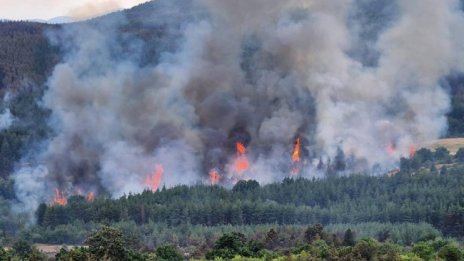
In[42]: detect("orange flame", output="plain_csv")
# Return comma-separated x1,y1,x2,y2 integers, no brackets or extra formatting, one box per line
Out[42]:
74,188,95,202
237,143,246,154
409,145,416,158
234,142,250,174
209,169,221,185
291,138,301,176
145,164,164,191
386,142,396,156
86,192,95,202
292,138,301,163
53,188,67,206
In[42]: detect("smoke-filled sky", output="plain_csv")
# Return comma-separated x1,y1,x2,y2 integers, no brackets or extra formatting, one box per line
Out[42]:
0,0,148,21
8,0,464,219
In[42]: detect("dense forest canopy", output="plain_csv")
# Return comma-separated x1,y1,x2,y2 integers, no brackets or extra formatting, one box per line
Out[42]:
1,0,464,260
31,147,464,237
1,147,464,239
0,1,464,208
1,148,464,259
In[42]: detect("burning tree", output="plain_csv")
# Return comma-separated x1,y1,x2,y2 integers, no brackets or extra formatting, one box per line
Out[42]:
234,142,250,174
145,164,164,192
52,188,67,206
291,137,301,176
209,169,221,185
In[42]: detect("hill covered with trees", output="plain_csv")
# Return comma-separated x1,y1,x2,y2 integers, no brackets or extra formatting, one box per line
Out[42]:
32,147,464,238
3,224,464,260
0,21,60,92
1,1,464,259
2,0,464,184
0,147,463,257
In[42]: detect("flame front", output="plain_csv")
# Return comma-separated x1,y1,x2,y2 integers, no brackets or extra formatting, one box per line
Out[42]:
386,142,396,156
292,138,301,163
145,164,164,191
209,169,221,185
291,138,301,176
234,142,250,174
86,192,95,202
409,145,416,158
236,143,246,155
53,188,67,206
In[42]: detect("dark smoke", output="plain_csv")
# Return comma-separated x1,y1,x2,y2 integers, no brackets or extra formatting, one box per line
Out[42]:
12,0,464,218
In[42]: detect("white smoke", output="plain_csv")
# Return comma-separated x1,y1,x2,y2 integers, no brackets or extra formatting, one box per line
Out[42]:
13,166,49,217
0,108,14,131
12,0,464,215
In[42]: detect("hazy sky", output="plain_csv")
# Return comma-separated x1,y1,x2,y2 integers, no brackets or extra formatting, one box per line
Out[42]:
0,0,149,21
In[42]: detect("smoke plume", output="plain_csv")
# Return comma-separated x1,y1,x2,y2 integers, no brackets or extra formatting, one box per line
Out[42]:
67,0,149,20
12,0,464,216
0,109,14,131
0,94,14,131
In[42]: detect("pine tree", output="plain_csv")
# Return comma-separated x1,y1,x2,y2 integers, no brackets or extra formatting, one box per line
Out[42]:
343,229,355,246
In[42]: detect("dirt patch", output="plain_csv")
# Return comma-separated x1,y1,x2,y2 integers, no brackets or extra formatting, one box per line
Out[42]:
425,138,464,155
34,244,83,258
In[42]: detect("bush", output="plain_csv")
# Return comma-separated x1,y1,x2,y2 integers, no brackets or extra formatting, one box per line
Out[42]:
343,228,355,246
438,244,463,261
155,245,183,261
28,247,47,260
309,239,331,259
206,232,248,260
304,224,324,243
352,239,379,260
0,247,10,260
412,242,434,261
85,226,127,261
12,239,32,258
55,247,90,261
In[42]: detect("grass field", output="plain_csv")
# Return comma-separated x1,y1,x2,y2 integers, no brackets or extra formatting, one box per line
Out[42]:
425,138,464,155
33,244,82,258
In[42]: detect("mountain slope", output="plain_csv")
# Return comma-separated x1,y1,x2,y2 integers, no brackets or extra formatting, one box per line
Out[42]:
0,21,60,93
1,0,464,182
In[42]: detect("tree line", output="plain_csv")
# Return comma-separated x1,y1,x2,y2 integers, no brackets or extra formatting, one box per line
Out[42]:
2,224,463,260
33,147,464,239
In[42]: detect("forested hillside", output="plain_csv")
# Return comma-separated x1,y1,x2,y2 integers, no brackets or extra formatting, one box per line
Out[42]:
0,0,204,180
2,224,463,260
1,0,464,184
0,0,198,93
0,21,60,92
1,147,462,242
1,147,464,259
1,1,464,259
33,147,464,238
447,75,464,137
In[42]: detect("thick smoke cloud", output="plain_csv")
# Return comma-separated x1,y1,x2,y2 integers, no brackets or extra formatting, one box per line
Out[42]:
12,0,464,216
0,93,15,131
0,109,14,131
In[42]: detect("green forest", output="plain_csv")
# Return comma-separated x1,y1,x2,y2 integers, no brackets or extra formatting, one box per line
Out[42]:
1,221,463,260
31,147,464,237
2,2,464,259
1,146,464,260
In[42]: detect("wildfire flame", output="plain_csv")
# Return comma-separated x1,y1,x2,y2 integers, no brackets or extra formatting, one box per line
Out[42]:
234,142,250,174
237,143,246,155
209,169,221,185
291,138,301,176
409,145,416,158
386,142,396,156
292,138,301,163
74,188,95,202
145,164,164,191
53,188,67,206
387,142,416,159
86,192,95,202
